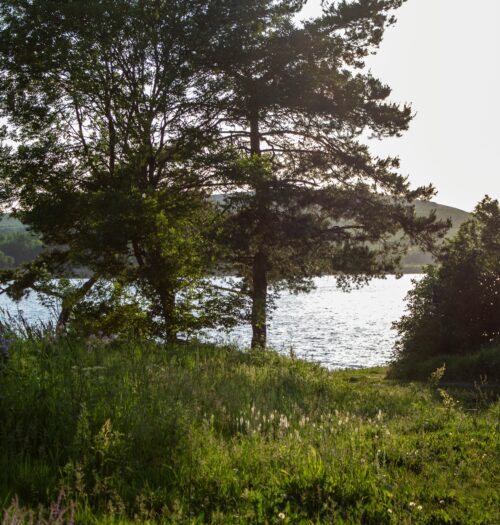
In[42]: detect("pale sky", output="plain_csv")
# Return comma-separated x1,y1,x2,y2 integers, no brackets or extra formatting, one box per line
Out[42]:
301,0,500,212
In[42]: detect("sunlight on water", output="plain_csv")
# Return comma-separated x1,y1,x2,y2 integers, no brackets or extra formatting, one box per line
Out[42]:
0,275,421,369
206,275,421,369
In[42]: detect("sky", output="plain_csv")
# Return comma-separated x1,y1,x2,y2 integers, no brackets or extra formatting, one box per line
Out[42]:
301,0,500,212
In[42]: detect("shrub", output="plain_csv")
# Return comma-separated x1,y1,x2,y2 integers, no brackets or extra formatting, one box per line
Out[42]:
389,344,500,383
393,196,500,367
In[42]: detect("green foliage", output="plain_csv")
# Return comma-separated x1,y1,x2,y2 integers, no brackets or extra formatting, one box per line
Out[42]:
389,345,500,384
0,0,451,347
61,277,249,340
57,279,154,339
428,364,447,389
401,202,470,270
0,336,499,524
393,197,500,370
198,0,450,346
0,200,469,273
0,0,240,339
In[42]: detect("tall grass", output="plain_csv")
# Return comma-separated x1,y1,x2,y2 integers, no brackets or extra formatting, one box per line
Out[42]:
0,334,499,524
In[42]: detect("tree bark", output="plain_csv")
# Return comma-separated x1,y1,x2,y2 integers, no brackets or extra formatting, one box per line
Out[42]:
56,275,98,334
249,109,268,348
251,249,267,348
158,285,179,343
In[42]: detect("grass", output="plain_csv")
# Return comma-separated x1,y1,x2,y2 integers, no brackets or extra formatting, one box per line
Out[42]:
388,345,500,384
0,336,499,524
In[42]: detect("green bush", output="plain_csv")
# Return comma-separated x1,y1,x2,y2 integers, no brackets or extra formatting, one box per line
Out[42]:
393,197,500,371
389,345,500,383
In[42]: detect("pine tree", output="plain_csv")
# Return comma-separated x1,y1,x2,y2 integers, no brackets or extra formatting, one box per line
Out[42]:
200,0,449,347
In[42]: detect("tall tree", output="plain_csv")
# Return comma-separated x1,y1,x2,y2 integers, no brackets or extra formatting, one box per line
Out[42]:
0,0,236,338
200,0,449,347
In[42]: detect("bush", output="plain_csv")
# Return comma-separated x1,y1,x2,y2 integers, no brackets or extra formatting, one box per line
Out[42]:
389,345,500,383
393,196,500,367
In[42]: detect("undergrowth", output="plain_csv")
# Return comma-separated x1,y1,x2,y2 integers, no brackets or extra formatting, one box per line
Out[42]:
0,335,499,524
388,344,500,383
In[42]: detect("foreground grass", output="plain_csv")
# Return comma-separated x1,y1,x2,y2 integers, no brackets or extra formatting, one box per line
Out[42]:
0,337,499,524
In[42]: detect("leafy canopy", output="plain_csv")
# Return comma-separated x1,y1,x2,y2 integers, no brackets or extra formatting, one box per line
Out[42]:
0,0,242,338
0,0,450,344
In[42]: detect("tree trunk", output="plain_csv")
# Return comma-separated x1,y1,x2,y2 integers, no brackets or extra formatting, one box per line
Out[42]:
249,109,269,348
56,275,98,334
137,242,180,344
158,286,179,343
251,249,267,348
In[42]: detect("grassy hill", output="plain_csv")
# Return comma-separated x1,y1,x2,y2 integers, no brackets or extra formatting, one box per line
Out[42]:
0,215,26,232
0,215,42,268
402,201,470,271
414,201,470,235
212,199,471,272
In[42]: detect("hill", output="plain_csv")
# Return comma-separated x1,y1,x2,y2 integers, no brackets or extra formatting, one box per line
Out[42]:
403,201,470,271
210,198,471,272
0,215,42,268
414,201,470,234
0,215,26,232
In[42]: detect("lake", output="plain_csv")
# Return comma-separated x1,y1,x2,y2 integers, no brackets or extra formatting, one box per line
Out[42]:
0,275,421,369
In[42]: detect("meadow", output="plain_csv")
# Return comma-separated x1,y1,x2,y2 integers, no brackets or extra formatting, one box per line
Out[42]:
0,336,499,524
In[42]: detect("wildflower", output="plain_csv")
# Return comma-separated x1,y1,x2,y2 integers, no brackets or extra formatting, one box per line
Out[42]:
278,512,285,521
86,334,99,352
417,505,422,511
387,508,392,515
279,414,289,430
439,500,445,505
0,336,11,360
409,502,416,508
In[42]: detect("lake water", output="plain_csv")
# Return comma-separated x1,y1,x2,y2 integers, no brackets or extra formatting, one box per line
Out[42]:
0,275,420,369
